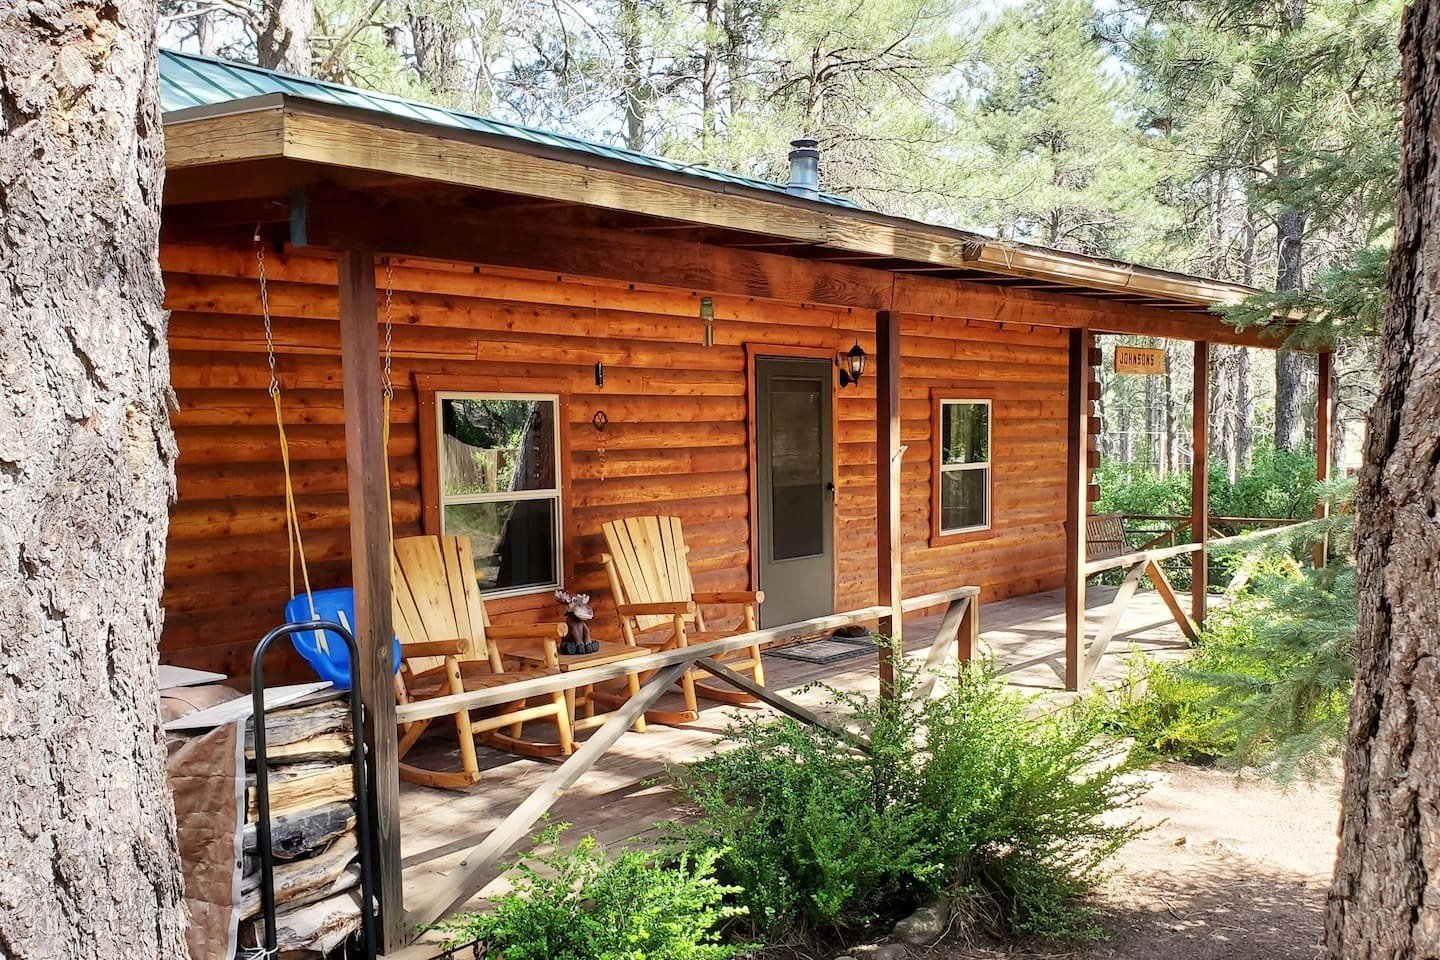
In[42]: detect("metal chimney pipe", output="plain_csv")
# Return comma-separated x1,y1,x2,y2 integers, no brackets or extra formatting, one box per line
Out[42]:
786,137,820,199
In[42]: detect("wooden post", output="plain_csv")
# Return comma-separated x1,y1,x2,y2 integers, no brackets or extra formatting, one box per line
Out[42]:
337,248,403,951
1191,340,1210,624
1064,328,1092,692
876,310,903,696
1314,349,1334,568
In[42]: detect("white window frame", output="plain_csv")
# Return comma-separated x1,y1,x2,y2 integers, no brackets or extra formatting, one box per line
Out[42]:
937,398,992,536
435,390,563,599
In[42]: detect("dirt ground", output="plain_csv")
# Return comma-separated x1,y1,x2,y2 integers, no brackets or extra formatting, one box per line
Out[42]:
933,762,1342,960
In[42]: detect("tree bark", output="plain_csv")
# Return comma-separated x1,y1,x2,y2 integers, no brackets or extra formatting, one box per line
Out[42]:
0,3,187,959
618,0,648,151
701,0,719,153
1327,0,1440,953
258,0,313,75
409,0,461,99
1274,205,1310,452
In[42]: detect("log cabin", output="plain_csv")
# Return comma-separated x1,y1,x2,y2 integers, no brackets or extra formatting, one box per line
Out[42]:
154,49,1328,949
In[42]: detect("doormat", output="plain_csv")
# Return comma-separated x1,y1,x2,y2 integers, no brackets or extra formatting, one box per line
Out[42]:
769,635,875,665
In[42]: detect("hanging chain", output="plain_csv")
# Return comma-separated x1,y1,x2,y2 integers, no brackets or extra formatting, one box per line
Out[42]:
256,232,278,397
381,257,395,400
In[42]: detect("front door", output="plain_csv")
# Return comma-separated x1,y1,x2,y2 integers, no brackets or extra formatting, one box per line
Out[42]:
755,357,835,627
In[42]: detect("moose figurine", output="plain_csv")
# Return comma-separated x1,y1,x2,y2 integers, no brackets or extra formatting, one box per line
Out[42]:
555,590,601,655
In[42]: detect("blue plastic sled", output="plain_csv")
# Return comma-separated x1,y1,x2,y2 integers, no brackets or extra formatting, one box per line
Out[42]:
284,587,401,691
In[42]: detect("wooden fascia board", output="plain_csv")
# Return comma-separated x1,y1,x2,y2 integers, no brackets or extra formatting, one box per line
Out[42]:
163,98,287,169
251,101,1256,309
893,275,1282,348
290,187,1277,348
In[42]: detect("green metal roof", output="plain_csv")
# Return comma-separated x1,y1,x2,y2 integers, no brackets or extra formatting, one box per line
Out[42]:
158,48,859,209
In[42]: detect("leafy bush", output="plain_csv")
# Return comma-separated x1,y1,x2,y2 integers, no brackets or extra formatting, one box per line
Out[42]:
1096,442,1319,524
1094,442,1320,590
670,664,1144,942
437,824,749,960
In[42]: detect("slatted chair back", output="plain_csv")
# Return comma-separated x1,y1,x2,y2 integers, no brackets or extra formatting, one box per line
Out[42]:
601,516,696,633
1086,513,1129,563
391,535,492,675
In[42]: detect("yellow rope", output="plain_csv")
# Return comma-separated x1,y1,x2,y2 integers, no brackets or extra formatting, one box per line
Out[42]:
257,235,320,645
272,389,318,620
382,257,396,547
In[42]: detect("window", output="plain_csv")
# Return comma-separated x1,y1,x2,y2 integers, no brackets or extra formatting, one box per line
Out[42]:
935,399,992,537
434,392,563,597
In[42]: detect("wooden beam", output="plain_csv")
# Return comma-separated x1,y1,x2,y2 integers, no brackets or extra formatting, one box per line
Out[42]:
1146,560,1201,644
1084,539,1203,576
898,585,981,614
1314,349,1333,568
287,187,1282,348
1064,328,1092,692
395,604,894,724
336,248,403,952
404,663,688,932
1191,340,1210,624
698,657,870,751
894,276,1281,348
163,104,286,168
1081,560,1147,687
876,310,904,695
911,596,975,701
261,104,1257,307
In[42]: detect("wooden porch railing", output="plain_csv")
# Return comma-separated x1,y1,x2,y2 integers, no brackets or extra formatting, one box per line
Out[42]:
1116,513,1302,552
399,586,981,938
1076,518,1318,688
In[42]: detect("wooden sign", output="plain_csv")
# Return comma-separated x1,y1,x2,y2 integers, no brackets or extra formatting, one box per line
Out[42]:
1114,346,1166,375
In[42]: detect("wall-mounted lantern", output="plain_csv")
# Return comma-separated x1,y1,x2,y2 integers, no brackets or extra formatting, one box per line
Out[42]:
700,297,715,347
837,339,867,388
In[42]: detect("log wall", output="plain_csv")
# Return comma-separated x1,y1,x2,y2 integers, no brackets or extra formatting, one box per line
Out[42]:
159,242,1069,678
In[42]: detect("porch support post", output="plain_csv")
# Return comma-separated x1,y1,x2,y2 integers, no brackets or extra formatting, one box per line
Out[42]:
1063,328,1092,692
337,248,404,951
876,309,903,696
1314,349,1334,568
1191,340,1210,623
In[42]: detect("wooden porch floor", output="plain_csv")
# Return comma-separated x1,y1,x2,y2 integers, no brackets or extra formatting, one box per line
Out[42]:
396,583,1191,929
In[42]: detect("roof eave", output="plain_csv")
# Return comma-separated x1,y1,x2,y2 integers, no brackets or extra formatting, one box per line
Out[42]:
161,94,1258,311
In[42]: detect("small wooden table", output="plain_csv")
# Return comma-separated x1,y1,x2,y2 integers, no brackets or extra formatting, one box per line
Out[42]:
505,641,649,734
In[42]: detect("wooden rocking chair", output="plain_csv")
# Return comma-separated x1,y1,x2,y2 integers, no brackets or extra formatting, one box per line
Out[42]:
391,535,574,788
598,516,766,724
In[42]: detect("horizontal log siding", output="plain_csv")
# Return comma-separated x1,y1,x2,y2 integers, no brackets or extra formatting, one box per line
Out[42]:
159,243,1067,678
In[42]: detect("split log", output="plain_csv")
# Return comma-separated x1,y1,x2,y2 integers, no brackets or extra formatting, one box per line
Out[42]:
248,889,361,956
247,762,354,821
243,801,355,867
241,834,357,919
245,699,353,760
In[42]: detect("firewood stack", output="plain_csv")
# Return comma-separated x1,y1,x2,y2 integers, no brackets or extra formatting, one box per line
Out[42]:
242,698,364,956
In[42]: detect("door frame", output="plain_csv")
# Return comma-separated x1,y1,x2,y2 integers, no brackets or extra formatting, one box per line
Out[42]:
744,343,841,614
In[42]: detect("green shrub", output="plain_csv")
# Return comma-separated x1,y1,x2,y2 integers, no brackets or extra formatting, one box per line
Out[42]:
437,824,749,960
670,663,1144,942
1104,483,1356,781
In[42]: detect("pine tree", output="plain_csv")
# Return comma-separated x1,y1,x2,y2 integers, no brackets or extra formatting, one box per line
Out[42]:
955,0,1171,260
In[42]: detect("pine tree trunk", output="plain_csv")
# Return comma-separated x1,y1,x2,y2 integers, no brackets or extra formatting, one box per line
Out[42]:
701,0,719,152
258,0,312,74
0,5,186,958
409,1,461,98
1274,204,1309,452
1327,0,1440,952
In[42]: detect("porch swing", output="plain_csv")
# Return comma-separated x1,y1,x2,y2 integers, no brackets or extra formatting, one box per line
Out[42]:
258,243,595,782
254,235,401,689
